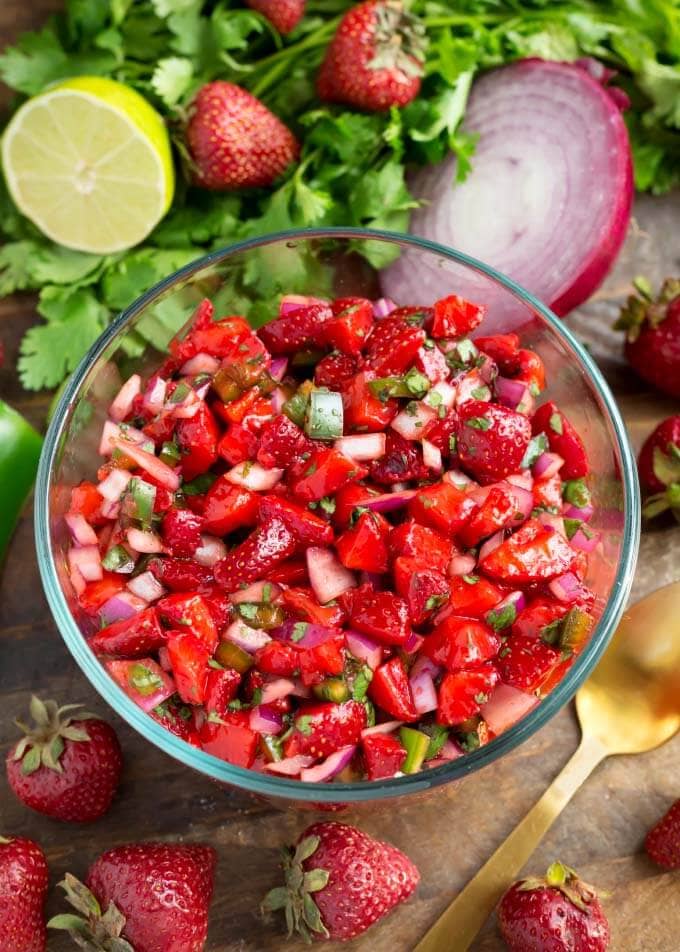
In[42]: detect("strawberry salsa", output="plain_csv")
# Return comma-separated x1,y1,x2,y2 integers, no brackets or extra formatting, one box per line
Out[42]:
64,292,598,782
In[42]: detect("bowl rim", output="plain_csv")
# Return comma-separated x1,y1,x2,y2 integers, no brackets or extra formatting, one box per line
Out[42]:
35,226,640,802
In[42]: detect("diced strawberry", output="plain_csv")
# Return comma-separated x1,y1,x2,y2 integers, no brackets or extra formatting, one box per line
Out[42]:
365,318,426,376
258,494,333,547
256,414,311,469
340,584,411,646
369,431,428,485
414,342,450,383
156,593,218,651
436,664,499,725
408,482,478,538
446,576,505,617
90,607,166,659
315,352,359,389
171,308,252,362
69,481,106,525
217,332,271,389
290,448,367,503
533,473,563,511
388,521,454,576
317,297,374,355
393,557,450,627
203,667,241,717
106,658,175,711
532,401,588,479
149,556,214,592
166,630,211,704
511,598,569,640
516,349,546,392
79,574,127,614
457,401,532,484
201,476,259,536
176,402,220,480
422,616,500,672
161,507,204,557
342,372,398,432
497,636,561,692
213,517,297,591
142,411,176,447
389,305,433,326
368,657,418,722
422,408,458,458
299,636,345,687
480,518,576,583
281,588,346,627
201,588,232,631
199,717,258,768
333,483,381,529
284,701,366,759
217,423,258,466
431,294,486,339
336,511,390,574
255,641,300,677
151,699,201,747
215,387,272,426
267,560,309,585
362,733,407,780
258,303,332,354
458,486,518,547
474,334,521,375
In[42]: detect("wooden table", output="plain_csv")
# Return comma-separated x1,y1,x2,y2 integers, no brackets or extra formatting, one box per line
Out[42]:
2,5,680,950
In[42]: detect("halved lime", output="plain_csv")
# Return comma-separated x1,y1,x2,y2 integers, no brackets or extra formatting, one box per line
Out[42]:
2,76,175,254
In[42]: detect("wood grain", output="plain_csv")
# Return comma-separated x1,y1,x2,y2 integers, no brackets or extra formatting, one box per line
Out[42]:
1,5,680,950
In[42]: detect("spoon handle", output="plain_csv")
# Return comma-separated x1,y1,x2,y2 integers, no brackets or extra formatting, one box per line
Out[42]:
414,731,608,952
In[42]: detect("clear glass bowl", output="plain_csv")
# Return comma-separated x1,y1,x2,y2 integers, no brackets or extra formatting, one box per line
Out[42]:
35,228,640,809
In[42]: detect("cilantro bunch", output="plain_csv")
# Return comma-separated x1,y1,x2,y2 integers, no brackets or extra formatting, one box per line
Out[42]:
1,0,679,392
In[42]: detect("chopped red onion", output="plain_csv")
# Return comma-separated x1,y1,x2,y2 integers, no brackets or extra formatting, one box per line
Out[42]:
289,679,312,699
495,376,529,411
361,720,403,737
269,357,289,381
391,401,436,440
478,531,504,563
100,420,150,457
570,528,600,553
260,678,296,704
180,352,221,376
68,545,102,582
270,387,287,414
126,527,164,554
194,535,227,567
363,489,418,513
372,297,396,318
109,374,141,423
265,755,314,776
69,563,86,596
477,354,498,386
429,380,457,409
65,513,99,547
142,375,167,414
563,503,594,522
110,439,180,491
440,739,464,761
410,655,441,681
105,659,175,713
505,483,533,524
422,439,443,472
549,571,589,603
98,468,133,502
481,683,539,734
455,368,488,407
99,591,147,624
300,745,356,783
126,570,166,603
443,469,475,490
533,451,565,480
306,547,356,603
279,294,327,316
409,670,438,715
231,580,283,604
335,433,386,461
506,471,533,491
158,646,172,672
403,631,424,654
538,512,566,537
448,553,477,577
249,705,284,735
224,620,271,654
226,461,283,491
345,631,382,670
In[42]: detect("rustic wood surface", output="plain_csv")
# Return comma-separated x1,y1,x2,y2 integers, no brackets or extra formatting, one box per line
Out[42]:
1,4,680,950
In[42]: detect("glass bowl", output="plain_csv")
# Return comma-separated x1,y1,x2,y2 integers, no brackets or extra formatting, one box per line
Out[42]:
35,228,639,809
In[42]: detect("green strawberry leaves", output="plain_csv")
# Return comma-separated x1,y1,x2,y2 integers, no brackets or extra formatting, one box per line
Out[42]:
48,873,134,952
12,697,95,775
262,834,330,944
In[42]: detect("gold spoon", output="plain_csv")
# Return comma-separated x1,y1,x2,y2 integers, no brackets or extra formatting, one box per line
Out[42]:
415,580,680,952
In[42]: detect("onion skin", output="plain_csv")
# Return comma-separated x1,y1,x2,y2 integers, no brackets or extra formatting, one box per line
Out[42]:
383,58,633,317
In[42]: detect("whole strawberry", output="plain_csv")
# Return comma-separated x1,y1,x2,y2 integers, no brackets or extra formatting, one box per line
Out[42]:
637,415,680,521
49,843,217,952
0,836,48,952
317,1,427,112
646,799,680,869
246,0,305,34
262,820,419,941
186,81,300,190
6,696,122,822
498,861,610,951
615,277,680,399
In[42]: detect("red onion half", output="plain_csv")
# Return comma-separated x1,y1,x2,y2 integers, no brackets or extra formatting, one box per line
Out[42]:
383,59,633,318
